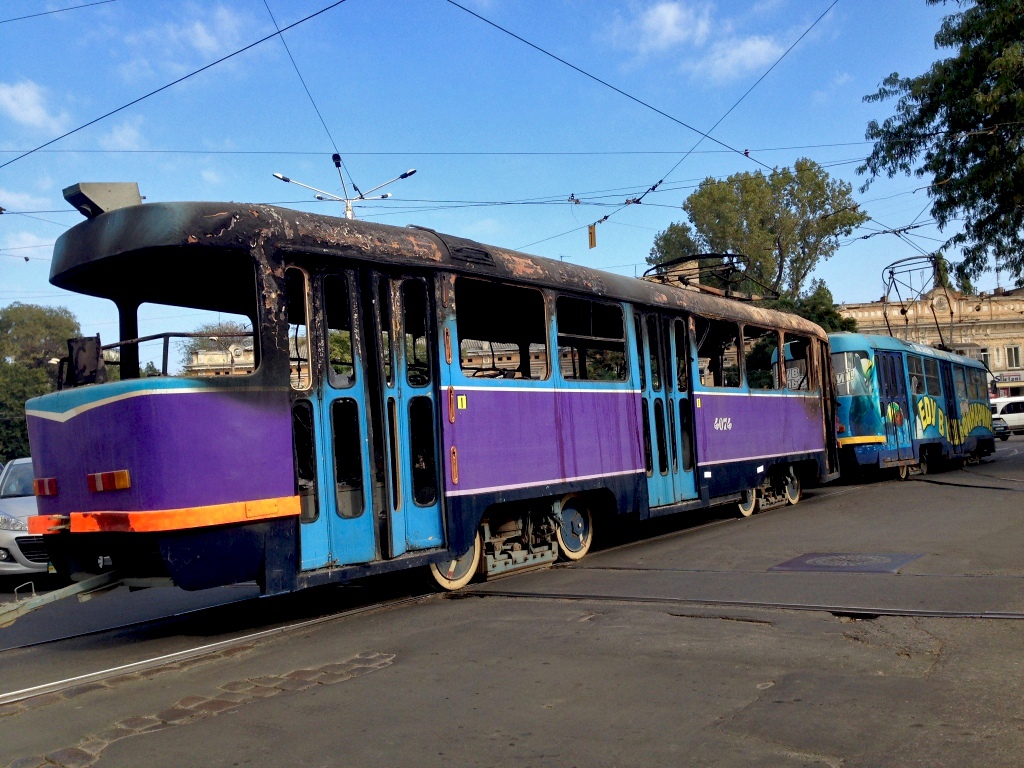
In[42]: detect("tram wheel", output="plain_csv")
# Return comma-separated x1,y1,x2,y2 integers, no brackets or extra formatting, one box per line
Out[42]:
556,495,593,561
898,464,910,480
737,490,759,517
784,471,801,505
429,532,482,591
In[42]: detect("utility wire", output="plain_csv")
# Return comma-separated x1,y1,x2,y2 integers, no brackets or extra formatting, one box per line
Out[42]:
261,0,358,189
0,0,115,25
0,0,350,172
442,0,771,171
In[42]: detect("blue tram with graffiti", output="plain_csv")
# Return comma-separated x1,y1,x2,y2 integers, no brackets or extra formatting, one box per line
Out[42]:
829,333,995,475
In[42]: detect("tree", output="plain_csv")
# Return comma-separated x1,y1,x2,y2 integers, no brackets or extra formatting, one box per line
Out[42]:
649,159,868,299
0,303,80,462
859,0,1024,283
760,280,858,333
0,303,81,384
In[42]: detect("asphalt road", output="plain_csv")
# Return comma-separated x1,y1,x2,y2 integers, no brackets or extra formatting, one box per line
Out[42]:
3,438,1024,767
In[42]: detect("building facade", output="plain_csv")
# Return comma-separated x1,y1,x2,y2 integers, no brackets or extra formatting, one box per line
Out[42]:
838,286,1024,397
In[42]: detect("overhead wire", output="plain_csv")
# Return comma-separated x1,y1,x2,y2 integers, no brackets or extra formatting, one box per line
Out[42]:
0,0,351,172
0,0,115,26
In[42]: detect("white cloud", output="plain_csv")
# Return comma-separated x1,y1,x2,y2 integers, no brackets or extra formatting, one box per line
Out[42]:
0,80,69,135
609,2,713,55
687,35,785,83
2,230,53,251
98,117,144,151
0,187,50,211
201,169,224,185
120,5,256,80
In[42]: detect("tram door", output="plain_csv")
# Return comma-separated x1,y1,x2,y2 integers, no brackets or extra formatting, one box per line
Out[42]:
939,361,966,455
368,272,445,558
875,351,914,462
637,311,698,508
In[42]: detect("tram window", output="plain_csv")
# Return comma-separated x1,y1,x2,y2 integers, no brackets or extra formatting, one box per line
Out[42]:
679,402,694,471
641,398,653,476
831,351,871,396
324,275,355,389
134,303,257,379
783,334,813,391
743,326,780,389
557,297,627,381
907,355,925,395
408,397,439,506
645,315,662,391
674,319,689,392
403,280,431,387
654,399,669,475
954,365,969,398
635,315,646,389
968,368,983,400
292,400,318,523
693,316,740,387
924,357,942,395
455,278,548,380
330,399,364,518
378,279,394,386
285,268,312,391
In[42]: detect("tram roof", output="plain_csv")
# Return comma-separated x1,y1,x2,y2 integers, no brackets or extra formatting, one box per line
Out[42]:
51,201,827,340
829,332,987,369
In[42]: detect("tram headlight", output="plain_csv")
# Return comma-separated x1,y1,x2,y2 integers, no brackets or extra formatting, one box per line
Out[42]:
0,513,28,532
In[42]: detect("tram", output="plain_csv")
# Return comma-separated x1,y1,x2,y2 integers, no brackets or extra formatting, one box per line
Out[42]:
830,332,995,476
26,194,838,594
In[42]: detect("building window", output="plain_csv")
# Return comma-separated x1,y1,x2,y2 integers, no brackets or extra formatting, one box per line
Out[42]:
1008,346,1021,370
980,347,990,369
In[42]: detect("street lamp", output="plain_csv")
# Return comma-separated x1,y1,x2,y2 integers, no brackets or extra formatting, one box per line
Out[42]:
273,153,416,220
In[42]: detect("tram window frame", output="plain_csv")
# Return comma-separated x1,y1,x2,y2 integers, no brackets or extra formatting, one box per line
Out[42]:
330,399,365,518
634,313,646,390
285,267,313,392
693,316,741,388
924,356,942,395
556,296,628,383
454,278,549,381
402,279,432,388
323,273,356,389
743,325,781,390
292,400,319,523
907,354,925,396
408,396,439,507
954,365,969,405
831,350,870,397
782,333,814,391
673,319,689,392
968,368,983,400
645,314,662,391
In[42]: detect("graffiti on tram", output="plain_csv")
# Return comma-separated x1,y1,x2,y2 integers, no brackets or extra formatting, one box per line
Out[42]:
914,396,992,447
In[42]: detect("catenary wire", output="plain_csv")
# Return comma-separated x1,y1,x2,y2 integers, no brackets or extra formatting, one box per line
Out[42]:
0,0,115,25
0,0,350,172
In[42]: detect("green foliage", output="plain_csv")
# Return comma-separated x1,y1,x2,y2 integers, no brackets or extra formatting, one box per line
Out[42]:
860,0,1024,282
649,159,868,299
759,280,858,333
0,303,81,462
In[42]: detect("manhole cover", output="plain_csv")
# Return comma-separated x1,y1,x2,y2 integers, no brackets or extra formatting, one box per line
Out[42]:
770,552,924,574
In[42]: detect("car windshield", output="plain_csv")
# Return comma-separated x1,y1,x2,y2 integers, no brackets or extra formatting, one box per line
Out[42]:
0,463,34,498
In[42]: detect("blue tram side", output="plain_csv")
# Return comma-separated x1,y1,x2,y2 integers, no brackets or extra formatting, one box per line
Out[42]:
24,198,837,595
829,333,995,474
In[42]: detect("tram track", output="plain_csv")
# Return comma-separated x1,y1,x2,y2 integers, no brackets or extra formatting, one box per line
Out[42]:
0,592,430,707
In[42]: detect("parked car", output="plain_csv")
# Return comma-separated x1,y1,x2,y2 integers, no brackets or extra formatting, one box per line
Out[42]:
992,416,1011,441
0,458,48,576
991,397,1024,434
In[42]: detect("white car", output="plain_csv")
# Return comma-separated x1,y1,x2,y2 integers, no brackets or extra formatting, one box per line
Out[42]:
0,458,48,576
991,397,1024,435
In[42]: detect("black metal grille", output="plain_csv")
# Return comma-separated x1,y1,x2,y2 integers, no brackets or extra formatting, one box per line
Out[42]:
15,536,49,564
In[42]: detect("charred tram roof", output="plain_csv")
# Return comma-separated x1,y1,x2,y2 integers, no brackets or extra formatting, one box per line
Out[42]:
51,201,827,340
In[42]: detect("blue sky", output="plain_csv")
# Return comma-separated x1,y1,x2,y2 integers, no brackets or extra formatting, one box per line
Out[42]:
0,0,982,347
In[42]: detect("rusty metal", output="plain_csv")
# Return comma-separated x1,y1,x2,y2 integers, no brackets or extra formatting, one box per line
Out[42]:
49,202,830,344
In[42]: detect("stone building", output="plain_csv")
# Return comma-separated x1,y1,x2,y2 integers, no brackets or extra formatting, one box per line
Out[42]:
838,286,1024,397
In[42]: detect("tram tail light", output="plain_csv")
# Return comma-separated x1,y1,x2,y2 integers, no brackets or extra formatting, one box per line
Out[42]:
87,470,131,492
33,477,58,497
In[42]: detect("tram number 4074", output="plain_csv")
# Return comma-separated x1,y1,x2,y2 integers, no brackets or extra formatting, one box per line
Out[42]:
713,417,733,431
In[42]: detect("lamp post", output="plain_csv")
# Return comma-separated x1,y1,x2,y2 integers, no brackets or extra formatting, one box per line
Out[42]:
273,154,416,220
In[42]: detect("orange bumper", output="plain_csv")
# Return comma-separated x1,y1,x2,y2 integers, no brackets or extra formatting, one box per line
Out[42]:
28,495,300,535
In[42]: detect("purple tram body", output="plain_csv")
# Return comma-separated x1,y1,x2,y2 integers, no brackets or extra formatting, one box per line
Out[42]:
23,199,837,596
